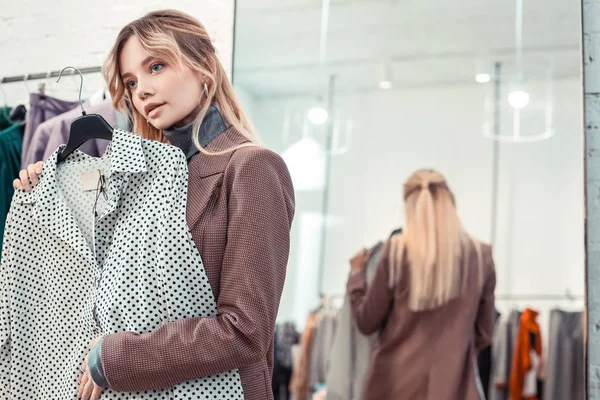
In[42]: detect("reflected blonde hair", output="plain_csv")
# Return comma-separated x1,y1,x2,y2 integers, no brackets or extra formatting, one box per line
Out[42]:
103,9,256,153
389,169,482,311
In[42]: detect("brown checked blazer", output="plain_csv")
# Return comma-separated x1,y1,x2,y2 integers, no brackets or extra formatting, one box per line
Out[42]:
101,127,296,400
348,237,496,400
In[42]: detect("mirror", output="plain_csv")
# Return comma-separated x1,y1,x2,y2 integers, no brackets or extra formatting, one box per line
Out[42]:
234,1,584,399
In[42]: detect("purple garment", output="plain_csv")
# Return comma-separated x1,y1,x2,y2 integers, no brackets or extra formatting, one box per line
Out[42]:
21,93,79,167
29,99,114,165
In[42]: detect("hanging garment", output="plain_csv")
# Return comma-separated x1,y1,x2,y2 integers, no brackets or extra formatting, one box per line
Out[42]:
347,238,497,400
27,99,114,164
0,124,24,263
0,128,243,399
325,241,384,400
478,310,501,400
276,322,301,370
21,93,79,167
273,322,300,400
272,364,292,400
509,309,542,400
0,107,13,130
290,313,319,400
544,309,584,400
309,309,339,391
489,310,521,400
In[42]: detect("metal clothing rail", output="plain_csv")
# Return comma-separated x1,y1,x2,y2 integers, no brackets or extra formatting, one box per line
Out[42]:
326,293,585,301
1,66,102,84
496,293,584,301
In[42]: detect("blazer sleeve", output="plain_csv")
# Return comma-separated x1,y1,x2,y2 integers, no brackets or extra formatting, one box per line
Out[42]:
474,244,496,352
347,241,394,335
100,147,295,391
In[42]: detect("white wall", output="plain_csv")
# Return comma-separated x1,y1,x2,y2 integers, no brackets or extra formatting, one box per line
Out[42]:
250,77,585,330
233,84,258,137
1,0,234,103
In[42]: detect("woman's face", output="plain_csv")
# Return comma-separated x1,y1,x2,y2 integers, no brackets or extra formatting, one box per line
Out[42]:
119,35,204,130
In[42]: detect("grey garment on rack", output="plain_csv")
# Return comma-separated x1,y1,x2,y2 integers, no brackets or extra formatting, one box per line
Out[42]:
309,309,339,390
276,322,300,369
488,310,520,400
325,241,384,400
544,309,584,400
21,93,79,167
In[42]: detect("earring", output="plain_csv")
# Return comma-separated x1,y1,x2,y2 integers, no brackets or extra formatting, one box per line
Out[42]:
146,118,149,126
204,82,209,98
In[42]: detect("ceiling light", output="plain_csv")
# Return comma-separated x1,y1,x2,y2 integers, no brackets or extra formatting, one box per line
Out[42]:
508,90,530,109
378,58,393,90
475,73,491,83
282,138,325,191
378,80,392,89
308,107,328,125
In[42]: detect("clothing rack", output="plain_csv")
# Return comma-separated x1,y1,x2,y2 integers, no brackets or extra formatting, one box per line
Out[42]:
327,293,583,301
1,66,102,84
496,293,584,301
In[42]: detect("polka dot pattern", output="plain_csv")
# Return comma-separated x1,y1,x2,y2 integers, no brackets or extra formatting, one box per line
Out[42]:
0,128,243,399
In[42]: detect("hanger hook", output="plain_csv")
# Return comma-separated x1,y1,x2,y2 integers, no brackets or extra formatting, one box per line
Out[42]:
23,74,31,94
565,288,574,302
57,66,85,115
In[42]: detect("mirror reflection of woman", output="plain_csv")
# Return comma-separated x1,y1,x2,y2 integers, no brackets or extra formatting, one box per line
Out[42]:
348,169,496,400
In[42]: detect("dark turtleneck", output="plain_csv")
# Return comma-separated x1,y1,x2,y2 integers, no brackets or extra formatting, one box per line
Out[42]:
162,104,231,163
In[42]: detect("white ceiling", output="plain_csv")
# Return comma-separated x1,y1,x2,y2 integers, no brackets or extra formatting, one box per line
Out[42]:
233,0,581,98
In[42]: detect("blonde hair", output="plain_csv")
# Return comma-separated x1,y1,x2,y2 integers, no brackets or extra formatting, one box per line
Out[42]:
103,9,256,153
389,169,482,311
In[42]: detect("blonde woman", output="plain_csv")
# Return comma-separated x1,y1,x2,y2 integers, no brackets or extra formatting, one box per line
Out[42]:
14,10,295,400
348,169,496,400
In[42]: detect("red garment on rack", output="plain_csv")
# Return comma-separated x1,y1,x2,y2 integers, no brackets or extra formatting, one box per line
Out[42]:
509,309,542,400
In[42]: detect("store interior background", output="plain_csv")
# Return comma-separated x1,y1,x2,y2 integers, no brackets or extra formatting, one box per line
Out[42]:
0,0,584,340
232,0,584,335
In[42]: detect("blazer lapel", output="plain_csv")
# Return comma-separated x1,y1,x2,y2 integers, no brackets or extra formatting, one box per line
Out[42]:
186,127,251,231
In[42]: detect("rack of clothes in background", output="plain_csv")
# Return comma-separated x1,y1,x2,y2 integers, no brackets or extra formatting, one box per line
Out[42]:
282,234,394,400
0,67,130,263
284,281,584,399
482,292,584,400
272,294,343,400
284,239,388,400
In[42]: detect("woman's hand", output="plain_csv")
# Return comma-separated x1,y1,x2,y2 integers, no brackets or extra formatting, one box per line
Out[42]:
78,336,105,400
350,247,372,276
13,161,44,191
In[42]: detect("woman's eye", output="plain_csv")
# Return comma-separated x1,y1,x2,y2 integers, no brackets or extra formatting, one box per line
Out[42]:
151,63,164,73
126,80,136,89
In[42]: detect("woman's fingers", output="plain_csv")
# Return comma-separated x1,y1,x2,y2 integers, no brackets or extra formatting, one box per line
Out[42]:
13,162,44,191
34,161,44,175
18,169,30,191
27,164,39,186
78,373,88,398
12,178,23,190
91,385,104,400
80,378,94,400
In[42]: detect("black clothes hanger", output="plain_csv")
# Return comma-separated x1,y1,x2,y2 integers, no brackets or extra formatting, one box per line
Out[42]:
9,105,27,123
56,66,113,163
389,227,403,238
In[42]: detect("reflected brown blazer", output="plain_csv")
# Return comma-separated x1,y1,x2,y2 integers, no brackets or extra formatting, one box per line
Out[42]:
348,236,496,400
101,128,296,400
